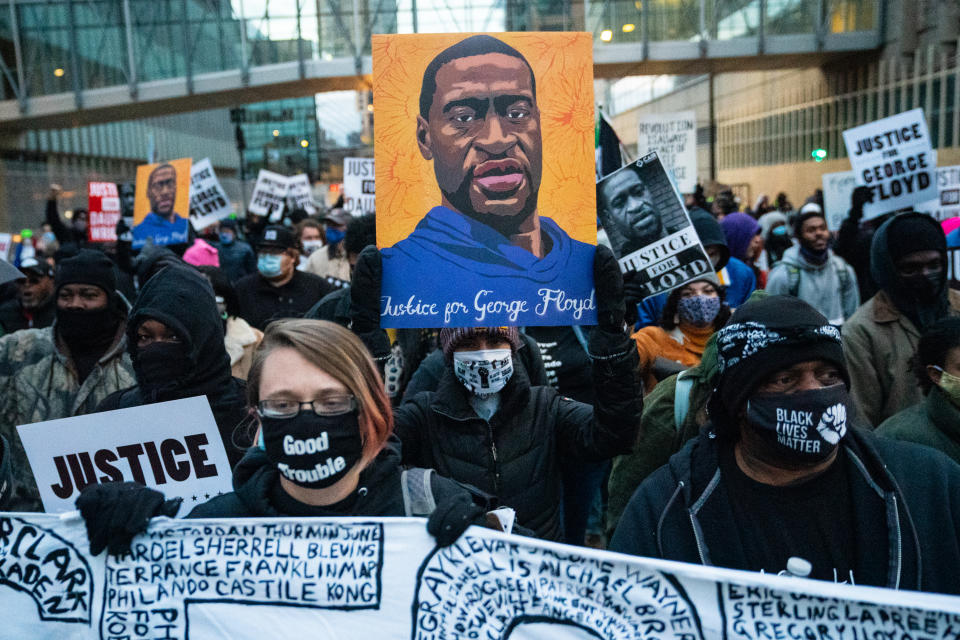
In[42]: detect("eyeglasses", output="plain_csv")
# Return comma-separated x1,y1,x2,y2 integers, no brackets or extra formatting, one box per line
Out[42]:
258,395,357,418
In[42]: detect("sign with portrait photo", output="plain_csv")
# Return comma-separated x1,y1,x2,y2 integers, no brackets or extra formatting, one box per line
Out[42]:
131,157,193,249
373,32,597,328
597,152,712,299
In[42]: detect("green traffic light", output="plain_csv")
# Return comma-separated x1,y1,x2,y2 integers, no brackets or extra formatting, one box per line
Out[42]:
811,148,828,162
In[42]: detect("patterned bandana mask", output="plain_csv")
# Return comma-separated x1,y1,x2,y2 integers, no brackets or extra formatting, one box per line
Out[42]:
452,349,513,396
745,384,850,464
677,295,721,327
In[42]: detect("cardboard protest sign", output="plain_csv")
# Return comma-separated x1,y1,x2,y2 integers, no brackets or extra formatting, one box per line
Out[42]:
287,173,317,215
131,157,192,249
598,151,713,299
86,182,121,242
373,32,597,328
917,164,960,223
248,169,289,220
821,170,857,230
344,157,376,215
4,514,960,639
189,157,232,230
16,396,232,517
843,108,937,219
637,110,697,193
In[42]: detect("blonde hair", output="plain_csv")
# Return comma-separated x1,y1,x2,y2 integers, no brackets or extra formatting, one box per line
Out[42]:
247,319,393,468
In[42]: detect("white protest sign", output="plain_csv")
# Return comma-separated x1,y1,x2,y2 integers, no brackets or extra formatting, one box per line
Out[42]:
2,514,960,639
843,108,937,219
917,165,960,222
286,173,317,215
343,157,375,215
248,169,289,219
0,232,12,260
189,158,233,230
16,396,232,517
821,170,857,230
637,111,697,193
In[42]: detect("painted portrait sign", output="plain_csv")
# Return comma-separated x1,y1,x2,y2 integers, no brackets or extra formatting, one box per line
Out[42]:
132,157,193,249
373,32,597,328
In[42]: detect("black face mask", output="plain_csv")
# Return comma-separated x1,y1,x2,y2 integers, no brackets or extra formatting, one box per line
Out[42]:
260,410,363,489
57,306,119,348
133,341,191,398
744,384,850,466
899,269,943,303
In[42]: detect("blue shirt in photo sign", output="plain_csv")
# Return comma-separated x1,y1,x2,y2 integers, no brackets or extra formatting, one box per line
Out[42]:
132,212,190,249
381,206,597,328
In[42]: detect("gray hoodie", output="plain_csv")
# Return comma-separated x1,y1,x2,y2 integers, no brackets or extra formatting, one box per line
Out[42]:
766,245,860,324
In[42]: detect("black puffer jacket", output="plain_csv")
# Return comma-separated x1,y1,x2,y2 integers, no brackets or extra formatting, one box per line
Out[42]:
97,265,249,466
188,441,470,518
610,427,960,595
394,328,641,541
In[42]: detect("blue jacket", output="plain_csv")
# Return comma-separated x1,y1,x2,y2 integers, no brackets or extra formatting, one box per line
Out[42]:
636,256,756,327
381,206,596,327
132,212,190,248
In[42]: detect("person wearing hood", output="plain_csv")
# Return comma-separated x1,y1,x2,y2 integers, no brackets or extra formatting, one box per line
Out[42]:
76,319,492,556
720,211,766,287
844,211,960,426
195,266,263,380
305,209,352,284
0,249,135,511
877,318,960,465
0,257,56,334
766,205,859,326
234,225,335,330
610,296,960,595
363,244,643,541
631,274,731,394
95,265,249,466
756,210,792,269
215,218,257,284
634,207,756,328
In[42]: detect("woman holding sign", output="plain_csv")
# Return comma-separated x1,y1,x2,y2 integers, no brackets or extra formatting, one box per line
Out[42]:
77,319,488,556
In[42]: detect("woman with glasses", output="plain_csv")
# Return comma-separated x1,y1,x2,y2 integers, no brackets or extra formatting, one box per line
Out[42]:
77,318,487,556
96,264,249,466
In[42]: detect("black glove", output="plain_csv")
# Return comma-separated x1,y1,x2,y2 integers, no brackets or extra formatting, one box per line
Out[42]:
622,271,645,326
593,244,625,332
349,245,382,334
76,482,181,556
427,492,485,547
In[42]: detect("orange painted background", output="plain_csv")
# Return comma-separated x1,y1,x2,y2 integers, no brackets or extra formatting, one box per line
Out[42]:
372,32,596,248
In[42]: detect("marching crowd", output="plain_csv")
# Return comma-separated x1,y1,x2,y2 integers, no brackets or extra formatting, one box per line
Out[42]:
0,182,958,595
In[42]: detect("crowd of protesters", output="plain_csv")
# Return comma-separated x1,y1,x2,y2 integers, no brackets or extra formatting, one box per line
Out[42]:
0,178,957,597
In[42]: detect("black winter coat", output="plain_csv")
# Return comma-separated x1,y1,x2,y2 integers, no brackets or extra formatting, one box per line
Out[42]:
610,427,960,595
394,329,641,541
97,265,250,467
235,270,335,330
188,442,470,518
0,296,56,334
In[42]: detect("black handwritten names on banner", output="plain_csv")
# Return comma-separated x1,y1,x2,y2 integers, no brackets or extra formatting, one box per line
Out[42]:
723,583,960,640
412,534,704,640
0,516,92,623
101,521,384,639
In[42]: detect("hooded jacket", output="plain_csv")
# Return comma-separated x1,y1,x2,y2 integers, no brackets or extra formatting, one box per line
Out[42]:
97,266,249,466
844,214,960,426
187,442,470,518
381,206,596,327
394,329,641,541
0,323,134,511
609,427,960,595
766,245,859,325
215,237,257,284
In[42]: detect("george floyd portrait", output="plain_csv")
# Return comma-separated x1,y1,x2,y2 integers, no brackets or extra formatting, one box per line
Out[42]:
132,157,192,249
373,32,597,328
597,161,674,258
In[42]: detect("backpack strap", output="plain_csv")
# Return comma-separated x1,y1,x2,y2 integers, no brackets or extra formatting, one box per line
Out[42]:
832,256,851,291
787,266,801,297
673,370,695,431
400,467,437,517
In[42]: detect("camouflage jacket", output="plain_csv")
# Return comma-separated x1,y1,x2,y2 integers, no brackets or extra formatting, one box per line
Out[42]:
0,325,135,511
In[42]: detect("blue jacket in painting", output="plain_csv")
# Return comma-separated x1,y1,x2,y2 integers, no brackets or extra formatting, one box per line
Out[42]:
381,206,596,328
132,212,190,249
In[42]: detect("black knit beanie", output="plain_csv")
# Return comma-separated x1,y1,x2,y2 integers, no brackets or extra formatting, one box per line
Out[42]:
55,248,117,297
885,212,946,263
709,296,847,433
